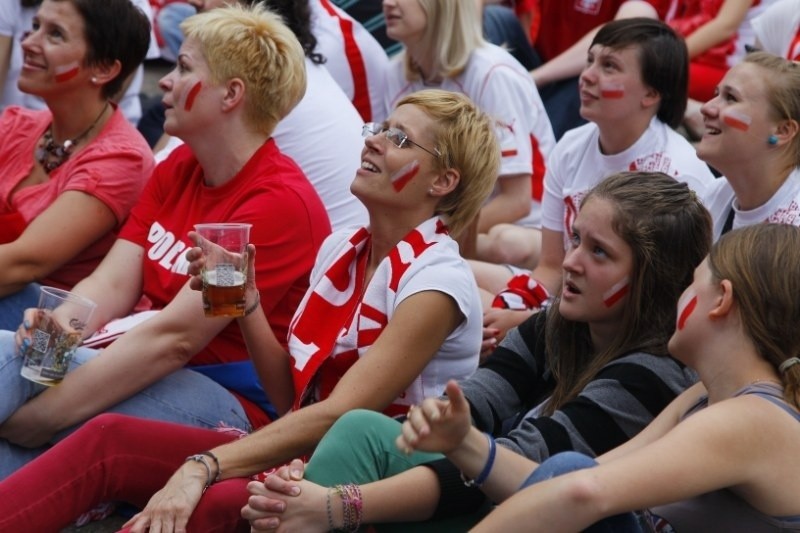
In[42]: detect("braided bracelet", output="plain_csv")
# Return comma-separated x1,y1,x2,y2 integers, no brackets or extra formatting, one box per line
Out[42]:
461,433,497,488
334,484,363,532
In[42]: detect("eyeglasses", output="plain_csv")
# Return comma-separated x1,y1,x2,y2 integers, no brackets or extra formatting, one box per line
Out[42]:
362,122,441,159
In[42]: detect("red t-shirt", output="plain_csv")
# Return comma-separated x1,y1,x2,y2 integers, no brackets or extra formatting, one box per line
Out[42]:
535,0,668,61
118,139,331,426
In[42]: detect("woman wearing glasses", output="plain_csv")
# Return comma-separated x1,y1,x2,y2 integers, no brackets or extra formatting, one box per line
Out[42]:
0,88,500,532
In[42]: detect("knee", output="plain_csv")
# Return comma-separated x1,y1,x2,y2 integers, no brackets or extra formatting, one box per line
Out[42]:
328,409,386,439
522,451,597,488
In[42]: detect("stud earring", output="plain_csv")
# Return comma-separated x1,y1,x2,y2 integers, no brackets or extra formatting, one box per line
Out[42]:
768,135,779,145
91,77,98,84
428,188,434,195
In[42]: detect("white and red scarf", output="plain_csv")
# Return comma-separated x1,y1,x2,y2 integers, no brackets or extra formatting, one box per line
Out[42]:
288,216,450,415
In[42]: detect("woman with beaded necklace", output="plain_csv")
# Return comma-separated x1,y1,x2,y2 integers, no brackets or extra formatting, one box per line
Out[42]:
0,0,153,330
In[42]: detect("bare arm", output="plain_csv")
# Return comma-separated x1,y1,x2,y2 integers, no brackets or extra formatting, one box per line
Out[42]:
531,1,658,86
473,394,782,531
477,174,531,234
528,227,564,294
0,240,232,445
682,0,754,58
0,191,117,297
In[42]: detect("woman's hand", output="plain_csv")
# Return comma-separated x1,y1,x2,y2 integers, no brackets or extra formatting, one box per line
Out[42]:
185,232,258,308
396,380,472,455
242,476,329,532
14,308,45,358
123,461,208,533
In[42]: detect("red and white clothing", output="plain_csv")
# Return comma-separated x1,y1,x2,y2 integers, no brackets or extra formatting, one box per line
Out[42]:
120,139,331,425
156,59,368,232
542,117,715,245
385,44,556,227
665,0,775,101
752,0,800,60
0,106,153,289
310,0,389,123
289,217,481,417
535,1,667,62
703,167,800,239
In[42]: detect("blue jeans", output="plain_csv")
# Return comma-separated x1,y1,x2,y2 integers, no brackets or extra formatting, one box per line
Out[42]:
522,452,642,532
482,5,538,71
0,282,41,332
0,330,251,479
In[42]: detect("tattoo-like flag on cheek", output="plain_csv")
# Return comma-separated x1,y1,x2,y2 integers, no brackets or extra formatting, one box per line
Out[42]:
603,277,629,308
390,160,420,192
54,61,80,83
600,82,625,99
677,292,698,330
184,81,202,112
722,109,752,131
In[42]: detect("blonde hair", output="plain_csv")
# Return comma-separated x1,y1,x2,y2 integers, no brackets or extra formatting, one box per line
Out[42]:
396,89,499,236
709,224,800,409
743,52,800,167
401,0,485,82
181,3,307,134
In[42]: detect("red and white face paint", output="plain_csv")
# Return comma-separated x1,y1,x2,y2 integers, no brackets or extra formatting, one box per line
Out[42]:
602,277,629,308
390,160,420,192
54,61,80,83
676,290,698,331
183,81,202,112
600,81,625,99
722,109,752,132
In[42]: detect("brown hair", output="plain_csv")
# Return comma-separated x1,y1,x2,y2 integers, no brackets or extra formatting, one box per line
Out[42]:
543,171,712,414
709,224,800,408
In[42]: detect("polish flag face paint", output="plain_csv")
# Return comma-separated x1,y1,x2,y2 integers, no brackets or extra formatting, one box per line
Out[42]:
184,81,202,112
722,109,752,131
600,82,625,99
602,277,629,308
390,160,420,192
54,61,80,83
676,291,698,331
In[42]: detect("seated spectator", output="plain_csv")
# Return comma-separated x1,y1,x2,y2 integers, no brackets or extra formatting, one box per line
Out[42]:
0,0,153,331
518,0,663,139
474,18,714,350
153,0,371,231
384,0,556,264
698,51,800,238
0,3,330,477
446,224,800,532
237,171,712,531
751,0,800,60
0,88,500,533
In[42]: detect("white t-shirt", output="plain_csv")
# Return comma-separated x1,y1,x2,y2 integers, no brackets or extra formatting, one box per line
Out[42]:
541,117,715,244
118,0,160,126
0,3,39,110
156,58,368,231
310,222,482,407
726,0,775,67
384,43,557,228
704,167,800,240
310,0,389,123
751,0,800,60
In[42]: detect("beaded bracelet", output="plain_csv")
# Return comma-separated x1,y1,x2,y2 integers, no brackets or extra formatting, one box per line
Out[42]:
461,433,497,488
333,484,363,532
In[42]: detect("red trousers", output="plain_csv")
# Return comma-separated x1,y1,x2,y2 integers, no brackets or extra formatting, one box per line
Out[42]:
0,414,252,532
